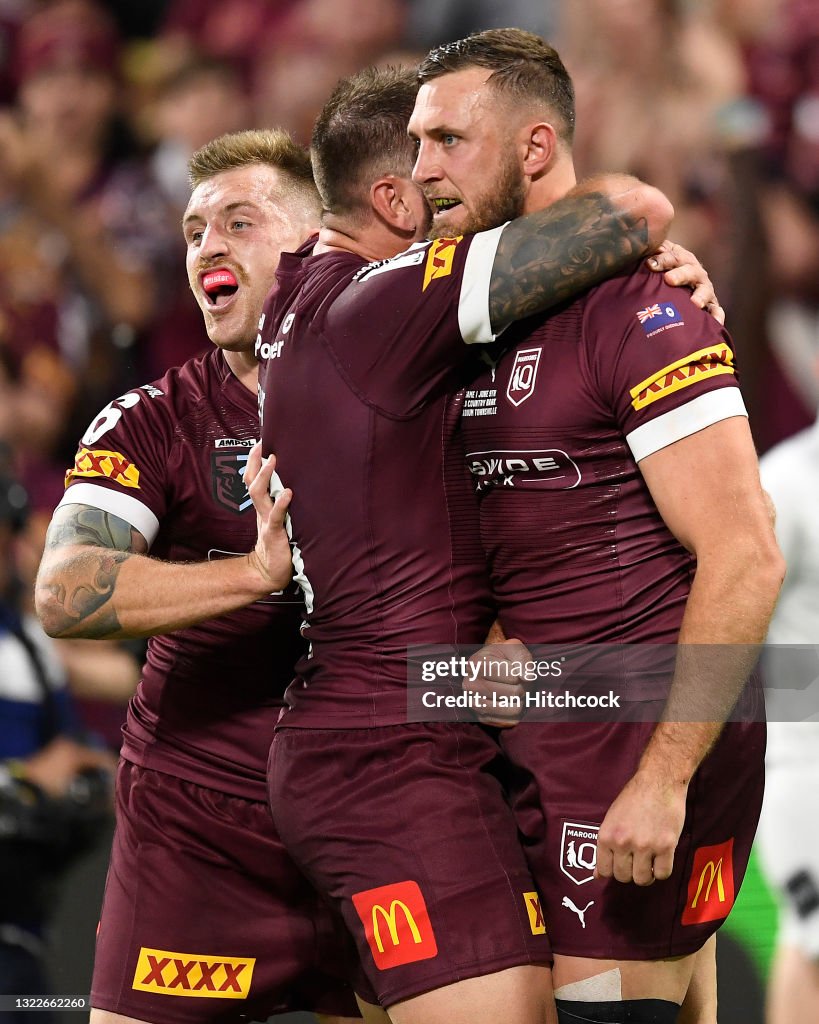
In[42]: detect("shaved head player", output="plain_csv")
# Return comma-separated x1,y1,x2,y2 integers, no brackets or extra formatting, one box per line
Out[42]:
413,29,783,1024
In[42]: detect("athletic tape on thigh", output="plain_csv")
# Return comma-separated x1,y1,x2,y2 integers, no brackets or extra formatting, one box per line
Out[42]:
554,969,622,1002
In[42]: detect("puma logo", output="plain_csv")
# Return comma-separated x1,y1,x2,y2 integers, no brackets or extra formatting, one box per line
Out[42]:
561,896,594,928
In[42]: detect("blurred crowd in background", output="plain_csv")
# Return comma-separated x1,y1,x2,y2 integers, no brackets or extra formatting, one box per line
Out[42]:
0,0,816,753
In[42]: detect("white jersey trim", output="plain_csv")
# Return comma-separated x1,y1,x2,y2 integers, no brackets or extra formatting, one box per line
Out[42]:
458,224,507,345
269,470,315,614
626,388,748,462
58,482,160,546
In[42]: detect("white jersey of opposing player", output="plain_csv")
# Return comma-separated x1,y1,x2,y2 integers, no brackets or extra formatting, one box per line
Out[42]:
757,416,819,959
759,418,819,765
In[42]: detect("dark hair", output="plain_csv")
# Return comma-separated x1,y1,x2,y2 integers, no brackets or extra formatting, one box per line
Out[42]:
418,28,575,143
311,65,419,218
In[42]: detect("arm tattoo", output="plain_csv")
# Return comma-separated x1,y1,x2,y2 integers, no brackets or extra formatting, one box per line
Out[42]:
489,192,649,333
39,551,128,637
37,504,147,638
44,505,142,553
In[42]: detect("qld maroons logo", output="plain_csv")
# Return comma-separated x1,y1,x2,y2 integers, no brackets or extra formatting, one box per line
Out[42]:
506,348,542,407
211,451,251,514
560,821,600,886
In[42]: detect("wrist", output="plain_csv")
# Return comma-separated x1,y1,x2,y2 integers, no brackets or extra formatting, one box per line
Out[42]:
635,740,694,788
243,551,283,599
640,719,714,787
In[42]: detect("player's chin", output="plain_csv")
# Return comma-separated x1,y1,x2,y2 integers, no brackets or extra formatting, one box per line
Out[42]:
214,333,254,353
427,206,467,239
206,321,243,351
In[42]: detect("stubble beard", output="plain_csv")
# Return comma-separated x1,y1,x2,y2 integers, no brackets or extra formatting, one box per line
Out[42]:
427,151,527,239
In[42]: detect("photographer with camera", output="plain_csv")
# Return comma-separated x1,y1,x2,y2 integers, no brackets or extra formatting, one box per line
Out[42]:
0,459,116,1016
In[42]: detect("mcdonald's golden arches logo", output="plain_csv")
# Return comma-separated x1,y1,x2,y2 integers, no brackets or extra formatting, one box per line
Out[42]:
352,880,439,970
681,838,735,925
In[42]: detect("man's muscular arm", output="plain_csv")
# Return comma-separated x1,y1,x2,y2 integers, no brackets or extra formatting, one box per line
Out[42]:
594,417,784,886
36,507,145,638
489,174,673,333
36,448,293,639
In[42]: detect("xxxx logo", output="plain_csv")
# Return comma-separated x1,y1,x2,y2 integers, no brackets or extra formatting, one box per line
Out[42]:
523,891,546,935
629,345,735,410
422,237,462,291
132,948,254,998
66,448,140,488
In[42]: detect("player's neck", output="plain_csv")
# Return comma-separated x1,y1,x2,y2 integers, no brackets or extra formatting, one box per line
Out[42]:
525,162,577,214
222,348,259,394
315,218,412,263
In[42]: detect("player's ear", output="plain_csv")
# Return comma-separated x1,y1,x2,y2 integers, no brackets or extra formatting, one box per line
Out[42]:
522,121,558,178
370,176,416,233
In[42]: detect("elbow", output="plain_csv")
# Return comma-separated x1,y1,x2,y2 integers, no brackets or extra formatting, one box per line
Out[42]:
34,567,70,638
634,184,674,251
35,586,64,638
739,532,787,610
755,519,787,589
763,541,787,599
604,175,674,254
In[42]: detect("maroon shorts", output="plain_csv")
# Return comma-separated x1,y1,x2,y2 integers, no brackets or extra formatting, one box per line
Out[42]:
91,761,359,1023
269,722,552,1008
501,719,766,959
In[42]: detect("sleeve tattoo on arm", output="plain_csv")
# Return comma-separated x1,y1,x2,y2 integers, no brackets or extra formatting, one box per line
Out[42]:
39,505,147,638
490,192,649,332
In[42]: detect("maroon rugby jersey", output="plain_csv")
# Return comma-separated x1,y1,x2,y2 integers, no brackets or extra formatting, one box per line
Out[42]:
258,232,509,726
60,348,305,799
460,265,747,646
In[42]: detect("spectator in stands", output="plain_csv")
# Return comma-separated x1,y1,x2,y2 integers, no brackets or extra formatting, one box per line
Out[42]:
250,0,406,142
560,0,747,277
0,0,177,436
158,0,301,89
737,0,819,445
406,0,553,50
137,57,251,379
559,0,779,429
0,457,116,1007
